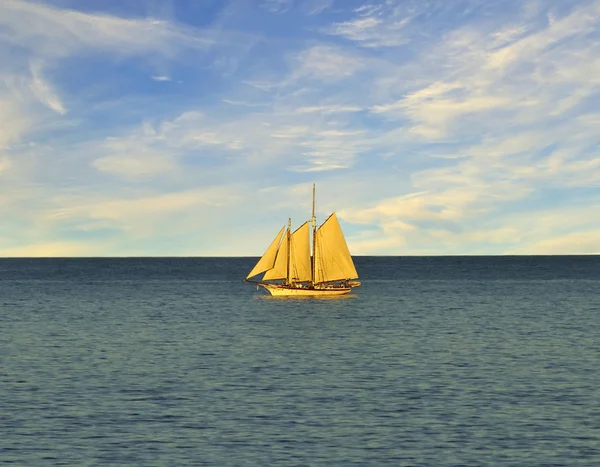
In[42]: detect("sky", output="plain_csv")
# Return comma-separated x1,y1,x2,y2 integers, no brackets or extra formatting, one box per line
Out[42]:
0,0,599,257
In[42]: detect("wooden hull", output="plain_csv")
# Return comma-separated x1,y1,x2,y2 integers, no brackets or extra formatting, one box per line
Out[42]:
259,283,352,297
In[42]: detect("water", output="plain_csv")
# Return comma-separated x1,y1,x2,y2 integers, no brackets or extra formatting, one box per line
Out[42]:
1,256,599,466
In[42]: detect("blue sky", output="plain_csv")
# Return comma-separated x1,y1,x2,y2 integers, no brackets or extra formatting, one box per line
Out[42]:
1,0,599,256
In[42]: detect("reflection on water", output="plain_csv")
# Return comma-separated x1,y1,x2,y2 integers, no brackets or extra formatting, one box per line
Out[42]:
255,293,359,300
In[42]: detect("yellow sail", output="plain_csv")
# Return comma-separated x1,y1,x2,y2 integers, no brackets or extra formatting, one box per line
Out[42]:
263,228,289,281
246,226,285,279
289,222,311,282
313,213,358,283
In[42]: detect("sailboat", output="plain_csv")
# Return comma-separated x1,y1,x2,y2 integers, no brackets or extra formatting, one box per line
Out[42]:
245,184,360,296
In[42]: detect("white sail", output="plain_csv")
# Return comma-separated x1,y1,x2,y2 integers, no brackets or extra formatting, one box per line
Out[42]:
246,226,285,279
313,213,358,284
263,228,289,281
289,222,311,282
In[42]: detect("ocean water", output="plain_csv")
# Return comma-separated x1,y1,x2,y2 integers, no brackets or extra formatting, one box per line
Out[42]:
1,256,599,466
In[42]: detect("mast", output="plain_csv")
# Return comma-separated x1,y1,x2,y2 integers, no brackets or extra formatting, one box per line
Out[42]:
286,217,291,285
311,183,316,285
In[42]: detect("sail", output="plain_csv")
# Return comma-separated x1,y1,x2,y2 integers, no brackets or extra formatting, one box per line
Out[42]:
263,228,289,281
246,226,285,279
289,222,311,282
313,213,358,283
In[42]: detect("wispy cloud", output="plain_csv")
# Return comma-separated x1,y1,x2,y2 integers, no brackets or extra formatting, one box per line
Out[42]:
328,17,411,47
0,0,213,59
297,105,362,114
301,0,334,16
260,0,293,14
328,0,600,254
0,0,218,168
292,45,365,81
28,61,66,114
92,153,175,180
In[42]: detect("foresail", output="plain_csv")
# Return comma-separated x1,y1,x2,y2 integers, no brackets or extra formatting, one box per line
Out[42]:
290,222,311,282
313,213,358,283
246,226,285,279
263,228,289,280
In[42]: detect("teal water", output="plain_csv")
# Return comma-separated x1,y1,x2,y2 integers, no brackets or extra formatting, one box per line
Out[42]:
1,257,599,466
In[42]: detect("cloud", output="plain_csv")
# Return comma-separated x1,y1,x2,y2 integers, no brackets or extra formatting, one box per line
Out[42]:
0,156,11,174
259,0,333,16
83,93,371,176
0,96,32,150
0,0,213,59
518,230,600,255
0,241,103,257
81,188,240,224
374,87,515,139
301,0,334,15
260,0,292,14
362,1,600,143
297,105,362,114
152,75,171,82
292,45,365,81
347,234,406,256
92,154,175,180
29,186,245,253
0,0,221,179
222,99,268,107
485,1,600,70
28,61,66,114
325,4,411,47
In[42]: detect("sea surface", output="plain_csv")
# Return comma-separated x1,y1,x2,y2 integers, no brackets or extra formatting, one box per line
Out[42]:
1,256,599,466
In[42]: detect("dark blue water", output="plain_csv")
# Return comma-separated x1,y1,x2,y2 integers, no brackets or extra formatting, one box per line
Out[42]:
1,256,599,466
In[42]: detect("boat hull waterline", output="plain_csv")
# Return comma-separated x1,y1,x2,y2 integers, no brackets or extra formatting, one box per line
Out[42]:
259,283,352,297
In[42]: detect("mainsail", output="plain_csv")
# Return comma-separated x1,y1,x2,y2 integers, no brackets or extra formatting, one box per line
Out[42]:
289,222,311,282
246,226,285,279
313,213,358,284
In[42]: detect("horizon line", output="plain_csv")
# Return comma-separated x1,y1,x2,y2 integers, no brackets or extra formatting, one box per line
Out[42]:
1,254,599,259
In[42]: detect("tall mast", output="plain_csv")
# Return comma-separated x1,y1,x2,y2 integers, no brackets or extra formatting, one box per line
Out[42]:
311,183,316,285
286,217,291,285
